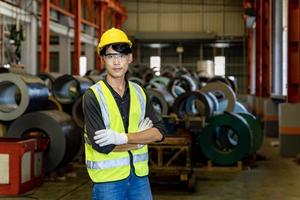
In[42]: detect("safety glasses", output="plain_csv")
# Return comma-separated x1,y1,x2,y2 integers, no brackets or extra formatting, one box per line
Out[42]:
104,53,128,61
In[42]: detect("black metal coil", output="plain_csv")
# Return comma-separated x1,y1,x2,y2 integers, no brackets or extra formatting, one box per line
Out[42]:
0,73,49,121
172,91,214,119
7,110,82,173
52,74,92,104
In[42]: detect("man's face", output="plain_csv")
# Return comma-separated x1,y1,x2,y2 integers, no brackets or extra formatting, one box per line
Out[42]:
102,46,132,79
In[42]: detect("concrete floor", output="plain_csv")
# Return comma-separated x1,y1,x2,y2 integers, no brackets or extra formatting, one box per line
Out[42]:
1,137,300,200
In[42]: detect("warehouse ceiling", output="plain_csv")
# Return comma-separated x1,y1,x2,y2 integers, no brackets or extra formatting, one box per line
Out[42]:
124,0,242,6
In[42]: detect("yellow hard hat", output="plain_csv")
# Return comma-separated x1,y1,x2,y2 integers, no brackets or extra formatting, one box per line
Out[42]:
97,28,132,54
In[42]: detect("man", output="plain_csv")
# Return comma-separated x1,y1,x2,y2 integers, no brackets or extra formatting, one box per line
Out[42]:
83,28,165,200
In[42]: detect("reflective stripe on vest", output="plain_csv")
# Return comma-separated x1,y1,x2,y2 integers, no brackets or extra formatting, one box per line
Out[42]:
86,152,148,170
86,80,148,182
131,83,146,125
91,81,145,127
91,82,110,129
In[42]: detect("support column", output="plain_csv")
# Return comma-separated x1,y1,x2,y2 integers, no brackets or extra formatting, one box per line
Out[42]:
73,0,81,75
255,0,262,97
273,0,283,95
288,0,300,102
261,0,271,97
40,0,50,73
279,0,300,157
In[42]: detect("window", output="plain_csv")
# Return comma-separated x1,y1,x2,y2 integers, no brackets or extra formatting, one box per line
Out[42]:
214,56,225,76
150,56,161,76
79,56,87,76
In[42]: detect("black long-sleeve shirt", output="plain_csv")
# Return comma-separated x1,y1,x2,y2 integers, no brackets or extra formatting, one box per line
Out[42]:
83,79,166,154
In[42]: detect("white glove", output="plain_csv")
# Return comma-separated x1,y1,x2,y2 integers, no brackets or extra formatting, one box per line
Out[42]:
137,118,153,149
138,117,153,132
94,129,128,147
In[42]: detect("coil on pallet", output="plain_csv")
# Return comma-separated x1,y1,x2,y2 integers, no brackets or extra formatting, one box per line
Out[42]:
149,76,170,89
142,70,155,83
237,112,263,154
147,88,171,116
200,82,236,112
160,65,177,79
169,74,198,95
173,91,214,119
0,73,49,121
198,112,252,165
52,74,92,104
207,76,237,93
7,110,82,173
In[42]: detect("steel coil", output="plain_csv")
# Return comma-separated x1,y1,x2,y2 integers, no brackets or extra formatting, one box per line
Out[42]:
85,69,100,76
0,73,49,121
142,70,154,83
238,112,263,154
47,96,63,111
206,92,219,114
173,91,214,119
234,101,248,113
168,74,198,97
0,67,27,74
7,110,82,173
52,75,92,104
38,72,63,93
85,75,103,84
198,112,252,165
160,65,177,79
200,82,236,112
149,76,170,88
147,89,169,115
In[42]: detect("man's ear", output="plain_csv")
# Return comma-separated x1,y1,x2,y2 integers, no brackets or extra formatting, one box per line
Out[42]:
128,53,133,64
100,55,105,63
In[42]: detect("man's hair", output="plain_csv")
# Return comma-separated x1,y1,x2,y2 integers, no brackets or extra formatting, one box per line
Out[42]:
100,43,132,56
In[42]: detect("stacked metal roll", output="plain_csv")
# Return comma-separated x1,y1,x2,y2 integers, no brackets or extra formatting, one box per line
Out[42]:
0,71,89,174
0,73,49,121
197,112,262,165
7,110,82,173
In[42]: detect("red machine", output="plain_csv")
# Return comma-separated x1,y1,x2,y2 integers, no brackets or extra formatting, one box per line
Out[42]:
0,138,48,195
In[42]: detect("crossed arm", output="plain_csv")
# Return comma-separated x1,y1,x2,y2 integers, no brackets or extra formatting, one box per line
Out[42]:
94,118,163,152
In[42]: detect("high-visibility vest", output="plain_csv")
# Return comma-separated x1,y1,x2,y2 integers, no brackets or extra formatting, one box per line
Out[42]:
85,80,149,183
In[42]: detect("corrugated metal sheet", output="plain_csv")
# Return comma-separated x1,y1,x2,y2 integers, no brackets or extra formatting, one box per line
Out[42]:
123,1,244,37
138,13,158,32
160,3,181,12
160,13,180,31
224,12,244,36
124,13,137,31
138,2,159,12
181,13,203,32
203,13,223,35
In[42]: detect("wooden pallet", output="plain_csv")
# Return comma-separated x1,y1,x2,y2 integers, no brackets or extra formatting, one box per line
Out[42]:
148,134,196,191
194,160,243,174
